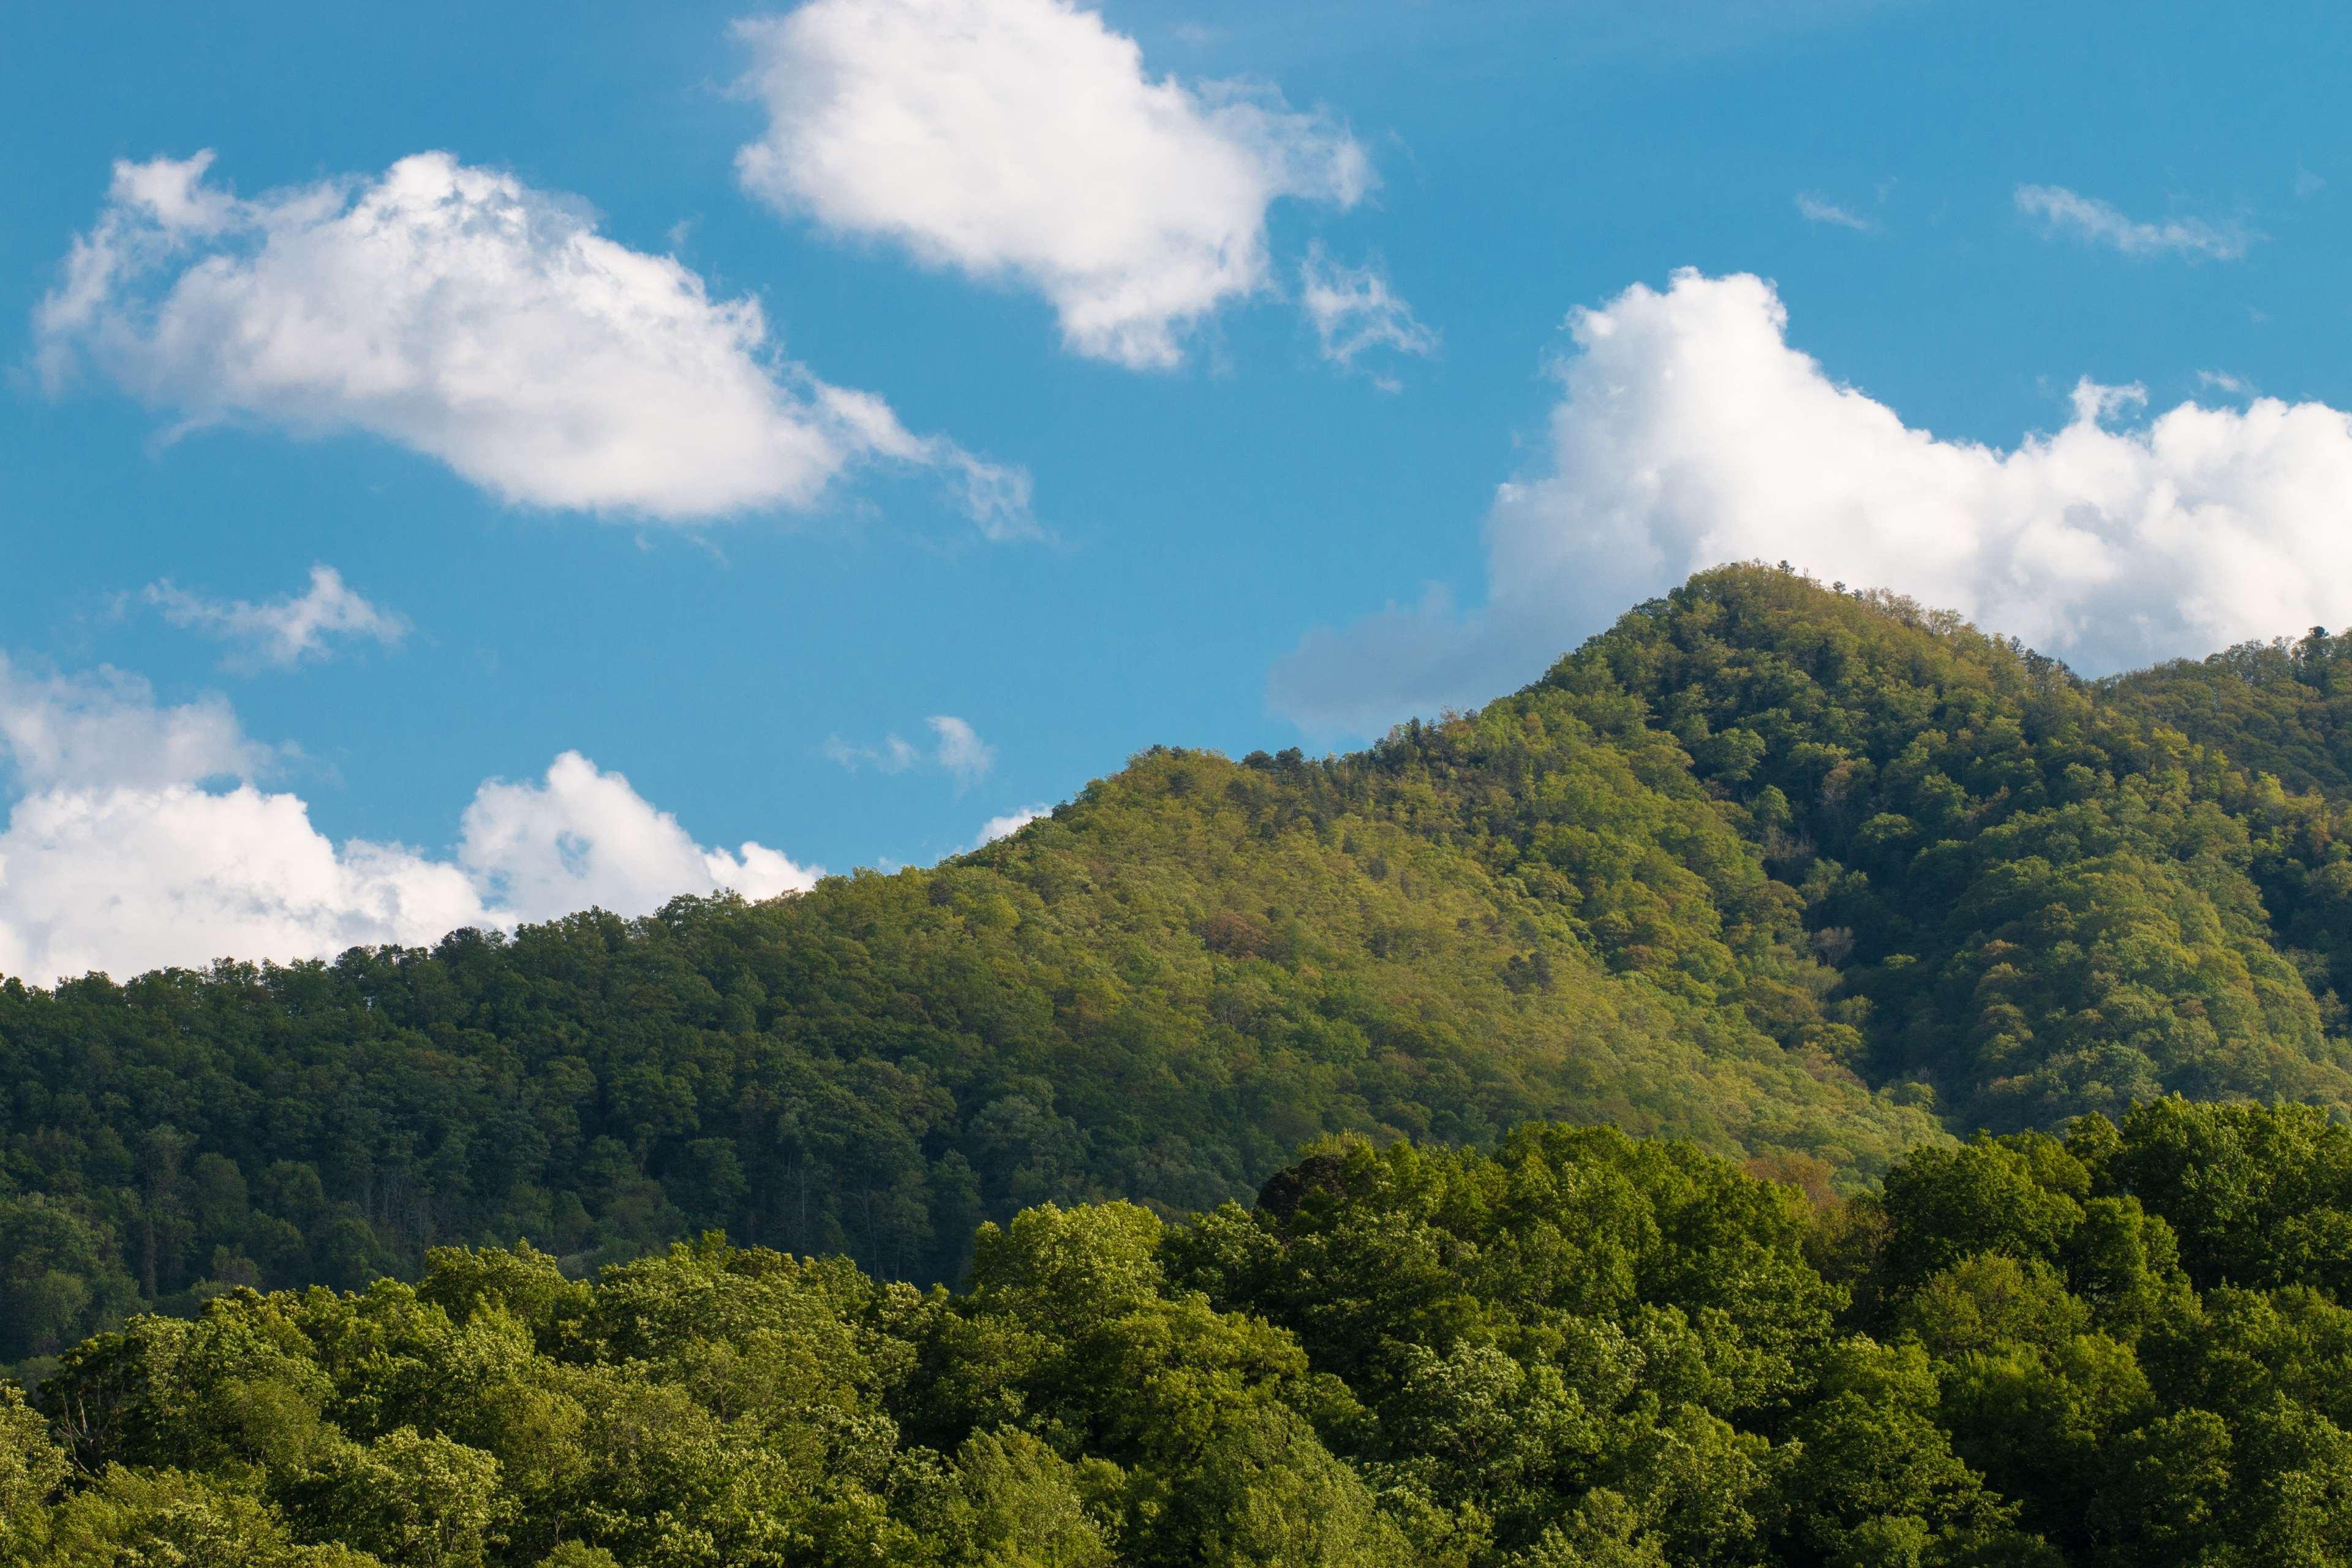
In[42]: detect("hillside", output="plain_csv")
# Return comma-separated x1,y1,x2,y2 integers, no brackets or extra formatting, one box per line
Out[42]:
13,1101,2352,1567
1554,570,2352,1126
10,564,2352,1366
2101,626,2352,796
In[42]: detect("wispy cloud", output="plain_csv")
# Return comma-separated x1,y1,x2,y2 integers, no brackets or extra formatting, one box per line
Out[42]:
1795,192,1875,232
927,716,995,786
824,714,995,787
145,565,408,670
2015,183,2256,260
823,734,921,773
1300,244,1438,386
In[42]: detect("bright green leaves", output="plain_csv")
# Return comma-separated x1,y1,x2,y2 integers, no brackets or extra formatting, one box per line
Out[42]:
1777,1337,2043,1568
1555,564,2352,1133
948,1428,1118,1568
282,1427,505,1568
37,1468,380,1568
966,1204,1167,1341
0,1384,66,1563
1898,1256,2092,1361
20,1106,2352,1564
1873,1137,2089,1298
907,1199,1398,1567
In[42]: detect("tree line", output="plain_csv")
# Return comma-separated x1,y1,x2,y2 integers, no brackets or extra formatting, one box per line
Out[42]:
7,1099,2352,1566
20,564,2352,1374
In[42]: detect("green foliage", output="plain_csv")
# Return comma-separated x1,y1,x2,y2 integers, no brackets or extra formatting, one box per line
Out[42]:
11,1103,2352,1563
0,1385,66,1562
1547,566,2352,1131
285,1427,505,1568
2103,627,2352,797
0,578,1978,1362
35,1466,381,1567
19,572,2352,1558
951,1428,1117,1568
14,563,2352,1375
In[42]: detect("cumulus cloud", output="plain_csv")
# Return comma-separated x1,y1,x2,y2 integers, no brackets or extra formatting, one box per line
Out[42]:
145,564,409,669
0,662,818,985
734,0,1373,368
1272,268,2352,735
2014,183,2255,260
824,714,994,786
458,752,817,925
0,785,489,992
970,804,1049,849
36,149,1029,534
0,655,276,791
1299,244,1437,382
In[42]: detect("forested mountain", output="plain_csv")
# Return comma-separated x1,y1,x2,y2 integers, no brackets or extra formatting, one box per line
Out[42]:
11,564,2352,1370
12,1101,2352,1567
2103,624,2352,796
1569,571,2352,1126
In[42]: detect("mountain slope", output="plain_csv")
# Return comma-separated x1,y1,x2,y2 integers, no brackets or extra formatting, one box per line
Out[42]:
10,564,2352,1367
2102,628,2352,797
1544,567,2352,1128
0,713,1937,1365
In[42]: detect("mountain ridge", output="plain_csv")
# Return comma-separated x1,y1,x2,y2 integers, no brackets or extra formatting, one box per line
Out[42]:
6,562,2352,1366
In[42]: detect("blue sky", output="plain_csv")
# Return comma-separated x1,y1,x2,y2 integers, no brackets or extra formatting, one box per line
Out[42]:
4,0,2350,980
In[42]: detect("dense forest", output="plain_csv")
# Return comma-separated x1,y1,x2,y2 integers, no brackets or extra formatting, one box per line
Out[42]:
2102,624,2352,797
11,564,2352,1368
9,1100,2352,1566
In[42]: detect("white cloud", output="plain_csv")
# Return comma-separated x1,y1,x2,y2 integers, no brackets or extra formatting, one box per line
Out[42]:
823,734,922,772
1795,193,1875,232
734,0,1373,369
0,663,818,985
37,149,1029,535
970,804,1049,849
458,751,817,925
2014,183,2255,260
1272,268,2352,734
145,564,409,669
927,715,994,785
824,714,995,785
0,784,490,990
0,655,276,791
1299,244,1436,382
